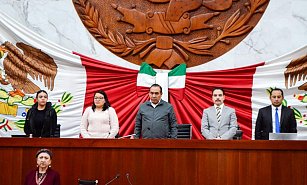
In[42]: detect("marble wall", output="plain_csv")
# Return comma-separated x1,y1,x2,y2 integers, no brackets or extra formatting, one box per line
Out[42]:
0,0,306,71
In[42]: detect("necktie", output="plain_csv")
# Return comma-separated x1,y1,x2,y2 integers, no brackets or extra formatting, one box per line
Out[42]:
275,108,280,133
216,106,221,124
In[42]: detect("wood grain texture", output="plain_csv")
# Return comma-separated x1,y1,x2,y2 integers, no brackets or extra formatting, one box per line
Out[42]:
0,138,306,185
72,0,270,69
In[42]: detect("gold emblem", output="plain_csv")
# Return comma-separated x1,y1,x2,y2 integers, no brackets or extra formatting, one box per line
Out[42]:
73,0,269,69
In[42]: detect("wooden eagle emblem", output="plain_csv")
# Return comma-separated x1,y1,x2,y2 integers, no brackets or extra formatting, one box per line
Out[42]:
0,41,57,95
73,0,269,69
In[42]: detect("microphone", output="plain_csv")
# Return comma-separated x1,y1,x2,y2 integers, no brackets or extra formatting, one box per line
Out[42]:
118,134,136,139
105,173,120,185
126,173,133,185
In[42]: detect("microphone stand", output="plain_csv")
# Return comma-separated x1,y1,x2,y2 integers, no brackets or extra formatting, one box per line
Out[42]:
105,173,120,185
118,134,136,139
126,173,133,185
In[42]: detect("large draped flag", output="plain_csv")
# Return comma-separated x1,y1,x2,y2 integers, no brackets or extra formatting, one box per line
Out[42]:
136,62,186,101
1,12,306,139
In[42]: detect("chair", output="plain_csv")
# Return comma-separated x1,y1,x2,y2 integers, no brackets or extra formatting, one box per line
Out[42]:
177,124,192,139
115,127,120,138
78,179,98,185
53,124,61,138
233,125,243,140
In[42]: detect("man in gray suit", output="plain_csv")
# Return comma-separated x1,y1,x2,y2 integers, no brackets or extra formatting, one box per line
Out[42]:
134,84,178,139
201,88,237,140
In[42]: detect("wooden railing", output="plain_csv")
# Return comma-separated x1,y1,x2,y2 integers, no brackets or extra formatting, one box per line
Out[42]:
0,138,306,185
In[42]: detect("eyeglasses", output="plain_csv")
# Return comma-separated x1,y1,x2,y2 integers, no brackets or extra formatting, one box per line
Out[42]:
94,97,104,100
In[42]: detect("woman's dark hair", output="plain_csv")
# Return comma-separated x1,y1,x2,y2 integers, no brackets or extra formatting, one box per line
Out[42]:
36,90,48,98
92,90,111,111
36,148,53,159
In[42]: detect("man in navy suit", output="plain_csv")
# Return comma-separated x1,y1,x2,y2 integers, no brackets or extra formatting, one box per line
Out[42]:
201,88,237,140
255,88,297,140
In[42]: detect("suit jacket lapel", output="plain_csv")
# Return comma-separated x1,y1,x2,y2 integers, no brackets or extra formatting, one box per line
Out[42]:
220,106,228,126
267,106,273,132
210,106,218,125
280,105,286,128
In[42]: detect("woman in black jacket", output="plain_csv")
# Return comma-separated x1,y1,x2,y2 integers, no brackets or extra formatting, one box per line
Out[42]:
24,90,57,137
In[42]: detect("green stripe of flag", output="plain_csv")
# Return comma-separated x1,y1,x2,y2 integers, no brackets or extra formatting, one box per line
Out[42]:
137,62,156,87
139,62,156,76
169,64,186,89
168,64,186,76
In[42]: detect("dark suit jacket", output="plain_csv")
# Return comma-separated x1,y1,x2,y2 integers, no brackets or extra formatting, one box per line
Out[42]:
255,105,297,140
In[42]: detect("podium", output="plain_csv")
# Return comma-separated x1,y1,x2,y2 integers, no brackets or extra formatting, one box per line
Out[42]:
0,138,306,185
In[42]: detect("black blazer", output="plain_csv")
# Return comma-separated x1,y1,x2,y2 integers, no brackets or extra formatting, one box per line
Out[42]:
255,105,297,140
24,102,57,137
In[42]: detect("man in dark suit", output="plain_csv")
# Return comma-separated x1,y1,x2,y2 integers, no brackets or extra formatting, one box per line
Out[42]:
255,88,297,140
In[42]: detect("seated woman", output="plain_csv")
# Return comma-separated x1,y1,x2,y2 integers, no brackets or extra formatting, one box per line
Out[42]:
24,149,60,185
80,90,119,138
24,90,57,137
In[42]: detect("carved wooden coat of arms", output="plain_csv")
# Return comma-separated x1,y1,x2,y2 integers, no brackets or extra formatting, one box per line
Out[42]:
73,0,269,69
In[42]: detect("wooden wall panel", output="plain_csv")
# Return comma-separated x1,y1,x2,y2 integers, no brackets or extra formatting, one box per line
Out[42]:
0,138,306,185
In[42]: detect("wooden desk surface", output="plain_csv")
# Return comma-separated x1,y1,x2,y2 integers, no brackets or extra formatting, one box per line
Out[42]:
1,138,306,185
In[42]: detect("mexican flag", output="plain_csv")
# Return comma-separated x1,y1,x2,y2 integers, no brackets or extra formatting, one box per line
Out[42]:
1,11,306,139
136,62,186,101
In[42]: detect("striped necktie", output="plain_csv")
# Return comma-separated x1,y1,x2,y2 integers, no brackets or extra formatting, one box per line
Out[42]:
216,106,221,124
